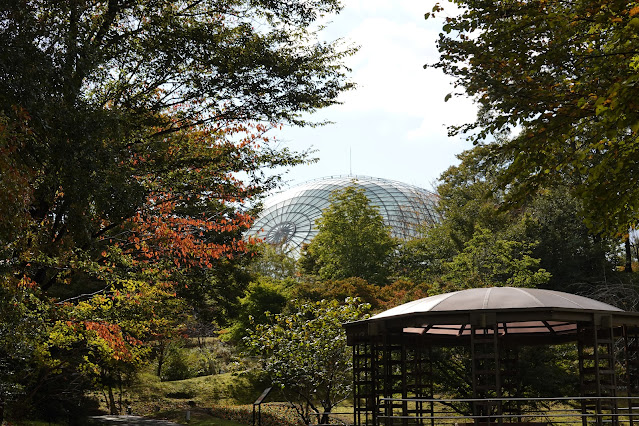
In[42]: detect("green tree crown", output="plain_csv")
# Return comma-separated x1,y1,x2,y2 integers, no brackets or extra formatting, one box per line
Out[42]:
245,297,369,425
299,185,396,285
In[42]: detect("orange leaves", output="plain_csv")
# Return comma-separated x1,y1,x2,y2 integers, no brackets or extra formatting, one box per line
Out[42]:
84,120,286,284
118,187,256,271
18,276,38,289
85,320,134,361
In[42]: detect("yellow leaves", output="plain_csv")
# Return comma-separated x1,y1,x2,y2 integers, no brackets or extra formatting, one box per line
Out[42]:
49,320,82,348
630,6,639,17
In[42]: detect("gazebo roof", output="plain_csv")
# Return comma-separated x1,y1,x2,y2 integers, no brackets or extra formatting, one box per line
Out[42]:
371,287,622,320
344,287,639,345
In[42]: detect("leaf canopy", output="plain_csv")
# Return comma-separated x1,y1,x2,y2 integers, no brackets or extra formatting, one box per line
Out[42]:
429,0,639,234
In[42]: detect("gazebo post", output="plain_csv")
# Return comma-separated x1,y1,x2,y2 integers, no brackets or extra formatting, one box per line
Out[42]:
470,313,502,425
380,327,407,426
352,338,373,426
578,316,619,426
428,345,434,426
623,325,634,426
578,324,588,426
622,325,639,426
400,339,408,426
404,336,433,426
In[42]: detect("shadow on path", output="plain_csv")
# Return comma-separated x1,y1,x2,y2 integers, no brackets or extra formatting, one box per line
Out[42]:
89,415,181,425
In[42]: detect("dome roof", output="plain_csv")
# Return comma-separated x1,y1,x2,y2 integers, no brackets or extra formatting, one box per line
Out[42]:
248,175,438,254
372,287,623,320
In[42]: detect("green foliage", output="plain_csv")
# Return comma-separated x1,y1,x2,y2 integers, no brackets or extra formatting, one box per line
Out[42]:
435,147,512,252
154,337,242,383
393,146,512,284
248,243,299,281
0,111,33,248
442,225,551,289
299,186,396,285
225,277,291,344
160,354,195,383
0,278,49,421
428,0,639,235
527,188,614,286
396,146,616,290
244,298,369,425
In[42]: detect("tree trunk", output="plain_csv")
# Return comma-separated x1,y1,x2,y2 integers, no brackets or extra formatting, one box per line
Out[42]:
320,403,332,425
156,340,167,378
625,235,633,272
118,374,123,414
107,385,118,415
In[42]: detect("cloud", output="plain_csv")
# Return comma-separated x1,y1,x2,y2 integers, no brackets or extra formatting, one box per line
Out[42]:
274,0,477,188
329,8,476,143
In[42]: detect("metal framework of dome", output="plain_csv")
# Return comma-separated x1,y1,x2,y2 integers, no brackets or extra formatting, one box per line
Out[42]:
344,287,639,425
248,175,438,254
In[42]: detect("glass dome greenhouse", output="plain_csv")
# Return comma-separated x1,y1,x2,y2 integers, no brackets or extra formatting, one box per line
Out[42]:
247,175,439,254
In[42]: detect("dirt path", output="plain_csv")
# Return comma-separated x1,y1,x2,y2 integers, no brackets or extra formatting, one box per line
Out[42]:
88,415,182,425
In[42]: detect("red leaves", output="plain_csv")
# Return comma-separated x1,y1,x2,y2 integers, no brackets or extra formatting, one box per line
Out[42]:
84,320,134,361
18,276,38,289
118,191,254,271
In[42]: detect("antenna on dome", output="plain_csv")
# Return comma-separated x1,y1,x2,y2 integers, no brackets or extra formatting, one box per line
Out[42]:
349,147,352,176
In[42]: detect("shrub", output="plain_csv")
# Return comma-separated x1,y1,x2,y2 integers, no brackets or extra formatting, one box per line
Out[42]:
161,350,194,381
160,339,236,381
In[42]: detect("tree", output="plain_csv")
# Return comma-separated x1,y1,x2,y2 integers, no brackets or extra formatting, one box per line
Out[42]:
442,225,551,290
527,187,614,285
427,0,639,236
0,277,50,424
395,146,615,290
245,298,369,425
247,242,299,281
1,0,353,293
0,0,353,420
299,186,396,284
225,276,291,344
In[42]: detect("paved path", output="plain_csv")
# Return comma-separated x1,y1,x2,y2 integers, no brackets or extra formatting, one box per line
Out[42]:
88,415,181,425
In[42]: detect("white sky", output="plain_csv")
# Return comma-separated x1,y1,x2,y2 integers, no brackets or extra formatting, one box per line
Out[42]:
271,0,477,192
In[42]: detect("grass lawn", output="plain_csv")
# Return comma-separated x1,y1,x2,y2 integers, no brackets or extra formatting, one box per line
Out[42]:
116,367,283,425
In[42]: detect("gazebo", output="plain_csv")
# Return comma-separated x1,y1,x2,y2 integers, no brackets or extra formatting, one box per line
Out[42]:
343,287,639,425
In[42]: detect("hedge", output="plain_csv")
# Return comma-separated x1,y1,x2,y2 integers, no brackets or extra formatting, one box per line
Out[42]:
209,403,305,426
